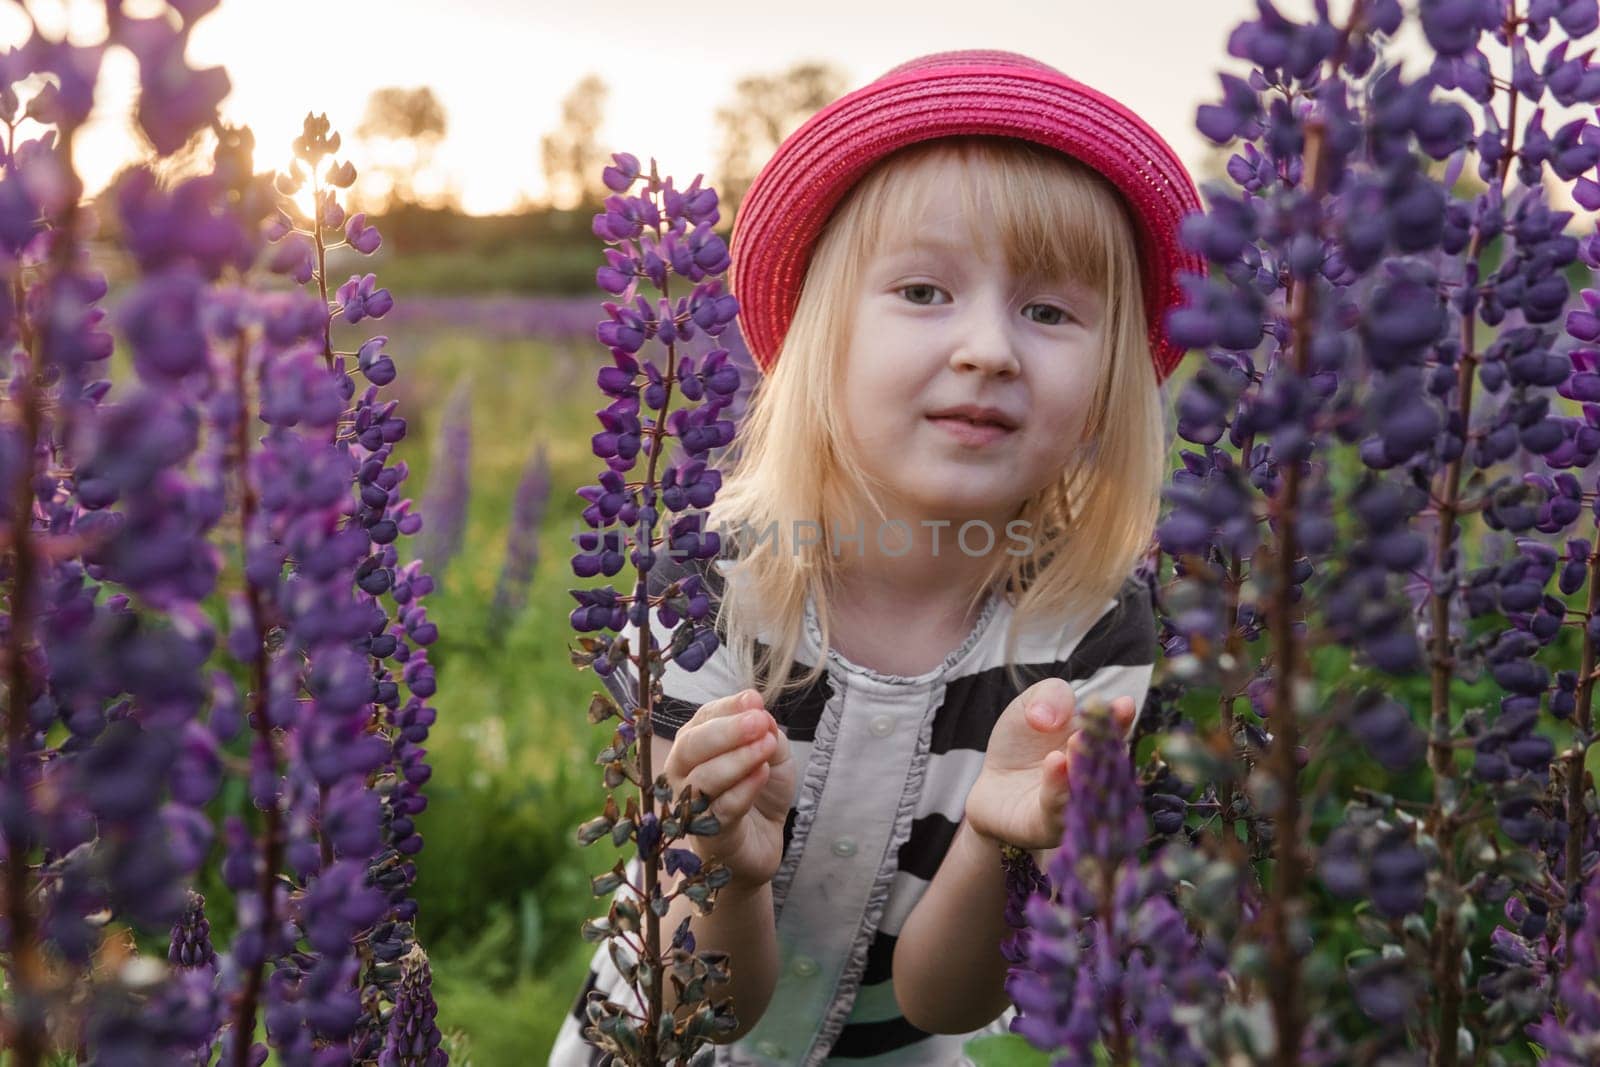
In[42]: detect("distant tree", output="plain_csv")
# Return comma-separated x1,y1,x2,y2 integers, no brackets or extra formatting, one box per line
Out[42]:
713,61,849,224
1193,141,1234,187
539,73,610,211
354,86,452,211
1189,139,1489,202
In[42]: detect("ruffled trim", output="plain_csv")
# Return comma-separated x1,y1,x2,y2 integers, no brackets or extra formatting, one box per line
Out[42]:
768,663,844,923
802,587,1001,685
809,675,947,1063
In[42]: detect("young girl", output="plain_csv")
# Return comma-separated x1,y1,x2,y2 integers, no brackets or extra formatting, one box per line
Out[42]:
549,48,1204,1067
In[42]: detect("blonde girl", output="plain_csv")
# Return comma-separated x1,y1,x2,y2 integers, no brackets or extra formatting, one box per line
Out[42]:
551,47,1204,1067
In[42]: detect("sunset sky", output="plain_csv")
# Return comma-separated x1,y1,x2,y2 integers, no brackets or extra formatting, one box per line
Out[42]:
2,0,1596,221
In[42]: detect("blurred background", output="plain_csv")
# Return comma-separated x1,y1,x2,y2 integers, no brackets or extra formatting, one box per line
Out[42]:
5,0,1598,1062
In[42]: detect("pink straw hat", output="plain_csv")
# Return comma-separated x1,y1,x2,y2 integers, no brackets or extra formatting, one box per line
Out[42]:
728,48,1208,383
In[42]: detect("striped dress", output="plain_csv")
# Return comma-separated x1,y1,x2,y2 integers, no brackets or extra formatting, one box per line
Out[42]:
548,548,1157,1066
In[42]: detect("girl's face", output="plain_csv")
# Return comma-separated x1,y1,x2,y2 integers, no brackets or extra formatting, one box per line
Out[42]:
839,161,1105,533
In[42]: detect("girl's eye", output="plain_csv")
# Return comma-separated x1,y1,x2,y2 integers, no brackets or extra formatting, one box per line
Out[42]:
898,284,1074,326
1025,303,1073,326
900,283,946,306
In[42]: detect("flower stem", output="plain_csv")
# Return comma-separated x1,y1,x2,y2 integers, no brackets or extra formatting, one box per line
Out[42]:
1221,497,1251,853
1424,12,1522,1062
631,159,676,1066
3,116,52,1067
1265,270,1311,1067
1562,541,1599,938
228,331,284,1067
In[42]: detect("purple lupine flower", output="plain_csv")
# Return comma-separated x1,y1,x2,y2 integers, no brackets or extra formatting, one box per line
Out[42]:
166,890,222,1065
490,440,551,626
1478,916,1556,1030
346,211,382,255
1004,704,1215,1064
1149,0,1600,1061
84,965,225,1067
109,6,230,156
1347,692,1426,772
191,111,441,1066
49,137,243,1067
999,842,1050,973
413,377,472,583
20,31,102,129
1527,864,1600,1064
0,14,294,1062
337,271,395,324
570,152,746,1065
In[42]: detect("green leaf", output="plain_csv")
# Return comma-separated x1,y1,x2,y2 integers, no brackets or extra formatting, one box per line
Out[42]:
962,1033,1054,1067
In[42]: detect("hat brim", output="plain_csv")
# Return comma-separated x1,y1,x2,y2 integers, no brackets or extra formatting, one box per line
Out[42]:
728,59,1209,382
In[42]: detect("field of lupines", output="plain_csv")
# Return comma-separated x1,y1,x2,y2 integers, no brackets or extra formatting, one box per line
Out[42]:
0,5,749,1055
9,0,1600,1064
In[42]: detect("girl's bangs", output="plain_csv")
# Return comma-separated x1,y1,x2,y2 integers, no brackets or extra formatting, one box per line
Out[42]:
843,137,1130,300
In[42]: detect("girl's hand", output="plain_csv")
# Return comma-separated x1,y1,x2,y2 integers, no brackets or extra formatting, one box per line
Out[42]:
963,678,1137,852
659,689,797,895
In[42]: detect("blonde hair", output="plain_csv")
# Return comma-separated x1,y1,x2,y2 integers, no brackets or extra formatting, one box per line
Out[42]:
708,135,1167,708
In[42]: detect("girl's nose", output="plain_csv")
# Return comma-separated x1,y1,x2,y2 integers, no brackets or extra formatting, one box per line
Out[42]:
950,297,1021,376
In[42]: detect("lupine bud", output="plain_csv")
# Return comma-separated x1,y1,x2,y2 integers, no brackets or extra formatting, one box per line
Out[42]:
168,890,217,971
378,950,447,1066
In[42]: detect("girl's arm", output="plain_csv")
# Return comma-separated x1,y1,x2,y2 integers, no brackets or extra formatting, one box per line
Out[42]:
891,816,1017,1034
902,646,1152,1030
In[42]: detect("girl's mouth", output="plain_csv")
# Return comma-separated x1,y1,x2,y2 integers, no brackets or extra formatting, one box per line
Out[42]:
927,415,1015,446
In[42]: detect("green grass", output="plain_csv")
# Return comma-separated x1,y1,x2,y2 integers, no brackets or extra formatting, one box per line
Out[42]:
362,244,599,298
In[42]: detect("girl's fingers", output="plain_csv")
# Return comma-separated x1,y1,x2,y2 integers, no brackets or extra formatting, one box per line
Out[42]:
1040,751,1071,830
691,731,775,798
763,720,794,767
1038,750,1067,794
673,690,775,775
1026,702,1060,732
703,759,769,825
1023,681,1077,731
1066,729,1089,758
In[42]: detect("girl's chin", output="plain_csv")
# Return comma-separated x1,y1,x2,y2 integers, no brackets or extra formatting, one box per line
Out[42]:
889,483,1020,520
